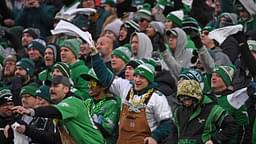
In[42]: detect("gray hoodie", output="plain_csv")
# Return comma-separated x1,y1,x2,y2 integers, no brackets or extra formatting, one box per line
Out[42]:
130,32,153,60
161,27,193,80
239,0,256,16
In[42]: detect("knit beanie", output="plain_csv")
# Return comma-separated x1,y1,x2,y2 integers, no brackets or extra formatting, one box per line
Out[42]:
112,44,132,63
52,62,71,78
134,63,155,83
137,3,152,21
166,10,184,27
36,85,52,103
177,80,203,102
126,59,144,69
0,88,13,105
182,16,201,32
104,19,123,37
3,54,17,65
202,26,213,32
22,28,40,38
248,40,256,52
179,68,202,83
142,58,156,73
149,21,165,35
122,20,140,32
47,43,61,62
20,84,38,97
60,38,82,58
155,0,167,10
28,38,47,56
213,65,236,87
16,58,35,77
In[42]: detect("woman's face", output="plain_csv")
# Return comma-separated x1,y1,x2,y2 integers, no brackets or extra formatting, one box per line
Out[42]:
119,27,128,41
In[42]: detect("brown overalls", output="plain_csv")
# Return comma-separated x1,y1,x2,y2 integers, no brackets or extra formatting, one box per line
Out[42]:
117,89,154,144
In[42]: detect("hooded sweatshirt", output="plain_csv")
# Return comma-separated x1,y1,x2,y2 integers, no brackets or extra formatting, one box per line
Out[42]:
238,0,256,32
130,32,153,60
162,28,193,80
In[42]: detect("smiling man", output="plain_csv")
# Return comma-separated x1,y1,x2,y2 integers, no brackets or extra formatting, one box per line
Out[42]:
90,46,172,144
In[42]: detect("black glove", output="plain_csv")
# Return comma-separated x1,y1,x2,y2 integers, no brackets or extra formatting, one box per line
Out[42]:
191,34,203,49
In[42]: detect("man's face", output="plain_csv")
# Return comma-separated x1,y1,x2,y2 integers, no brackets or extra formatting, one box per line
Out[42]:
36,97,50,107
178,96,194,107
52,68,64,78
50,84,69,103
21,94,38,108
60,47,76,64
125,65,135,80
0,102,14,117
15,66,27,78
134,75,149,91
119,27,128,41
138,18,149,32
131,35,139,56
211,73,227,92
88,80,104,98
27,48,41,61
4,61,16,77
111,55,125,73
82,0,95,8
22,33,33,47
79,43,91,57
96,37,113,57
44,48,54,66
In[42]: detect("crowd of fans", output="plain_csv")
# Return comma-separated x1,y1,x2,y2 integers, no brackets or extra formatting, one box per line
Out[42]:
0,0,256,143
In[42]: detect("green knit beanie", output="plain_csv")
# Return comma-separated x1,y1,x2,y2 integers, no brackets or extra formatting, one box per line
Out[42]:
16,58,35,77
134,63,155,82
52,62,71,78
213,65,236,87
0,88,13,105
36,85,52,103
166,10,184,27
20,84,38,97
60,38,82,58
137,3,152,21
112,44,132,63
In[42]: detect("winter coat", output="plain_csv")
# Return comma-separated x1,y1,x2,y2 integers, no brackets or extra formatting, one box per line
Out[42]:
15,4,56,37
198,46,232,73
161,28,193,80
70,60,89,100
172,96,238,144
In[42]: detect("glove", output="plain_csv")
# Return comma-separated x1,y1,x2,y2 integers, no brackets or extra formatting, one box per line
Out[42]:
190,33,203,49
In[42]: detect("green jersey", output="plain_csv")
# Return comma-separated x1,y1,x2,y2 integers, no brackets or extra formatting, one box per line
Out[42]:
84,96,121,144
55,96,105,144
